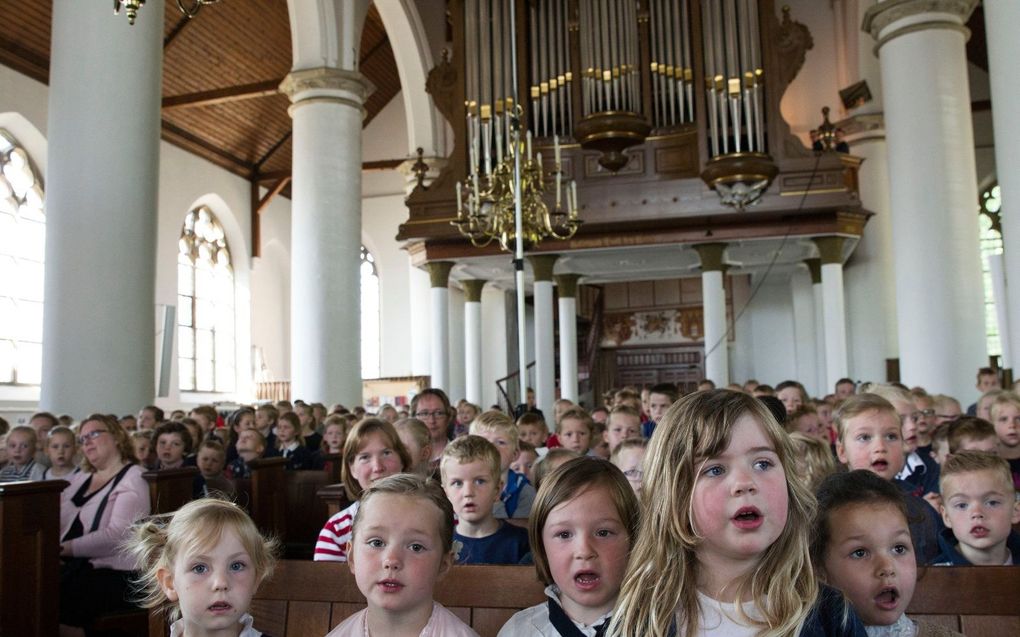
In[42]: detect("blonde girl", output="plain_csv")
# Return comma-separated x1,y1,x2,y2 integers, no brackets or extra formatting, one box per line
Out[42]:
326,474,478,637
395,417,434,476
43,426,79,479
128,498,277,636
610,389,863,637
313,418,412,562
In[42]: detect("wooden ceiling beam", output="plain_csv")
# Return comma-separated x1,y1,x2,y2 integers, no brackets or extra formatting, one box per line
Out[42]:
161,120,255,177
254,131,293,173
162,79,283,110
254,158,404,183
0,35,48,84
163,15,192,49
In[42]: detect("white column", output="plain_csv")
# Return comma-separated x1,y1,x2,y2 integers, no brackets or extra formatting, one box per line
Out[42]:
281,68,371,406
41,2,163,416
529,255,558,419
695,244,729,387
842,115,898,384
555,274,581,403
815,238,849,390
426,262,454,392
864,0,986,395
409,262,432,376
462,280,486,405
985,1,1020,373
806,259,828,395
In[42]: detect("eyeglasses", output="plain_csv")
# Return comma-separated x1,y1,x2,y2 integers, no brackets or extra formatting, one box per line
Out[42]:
623,469,643,480
78,430,110,445
414,410,448,420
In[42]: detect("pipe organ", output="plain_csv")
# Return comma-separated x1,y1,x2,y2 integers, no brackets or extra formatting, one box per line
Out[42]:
459,0,770,173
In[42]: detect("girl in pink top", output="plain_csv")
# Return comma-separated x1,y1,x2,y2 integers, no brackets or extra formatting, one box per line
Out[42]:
326,474,478,637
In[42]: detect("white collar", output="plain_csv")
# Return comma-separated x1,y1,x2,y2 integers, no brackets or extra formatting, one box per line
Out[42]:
280,441,299,452
169,612,261,637
894,451,925,481
865,614,917,637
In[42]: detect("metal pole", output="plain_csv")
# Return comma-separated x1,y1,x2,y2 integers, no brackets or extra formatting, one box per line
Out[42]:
509,0,528,408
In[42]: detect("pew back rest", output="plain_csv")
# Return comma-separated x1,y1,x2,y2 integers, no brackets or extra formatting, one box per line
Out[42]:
143,467,200,514
149,563,1020,637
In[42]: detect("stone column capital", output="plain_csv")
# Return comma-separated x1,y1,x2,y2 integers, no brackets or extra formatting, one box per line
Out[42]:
804,258,823,284
862,0,977,52
694,243,728,272
813,237,847,265
529,255,559,282
426,261,455,288
461,279,486,302
279,67,375,115
554,274,581,298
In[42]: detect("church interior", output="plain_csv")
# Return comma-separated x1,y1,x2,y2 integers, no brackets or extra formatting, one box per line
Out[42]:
2,3,1020,637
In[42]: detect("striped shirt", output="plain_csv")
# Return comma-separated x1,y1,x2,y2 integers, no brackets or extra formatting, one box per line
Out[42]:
313,500,360,562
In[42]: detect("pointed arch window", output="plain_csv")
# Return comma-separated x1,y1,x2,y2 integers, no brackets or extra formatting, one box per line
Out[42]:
979,183,1004,357
361,246,380,379
0,130,45,385
178,207,235,392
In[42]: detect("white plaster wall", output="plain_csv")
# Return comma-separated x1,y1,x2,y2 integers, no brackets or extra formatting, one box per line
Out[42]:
729,275,754,385
362,192,413,378
480,286,508,408
790,269,820,396
749,277,798,386
363,90,408,163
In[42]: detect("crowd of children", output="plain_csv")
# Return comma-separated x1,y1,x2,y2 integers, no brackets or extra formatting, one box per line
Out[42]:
4,367,1019,636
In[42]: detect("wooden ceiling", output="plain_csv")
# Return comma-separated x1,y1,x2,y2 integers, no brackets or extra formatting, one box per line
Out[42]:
0,0,402,182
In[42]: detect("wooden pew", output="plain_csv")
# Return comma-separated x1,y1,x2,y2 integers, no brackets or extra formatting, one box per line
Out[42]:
317,483,350,520
235,457,289,538
147,563,1020,637
282,453,341,558
143,466,200,514
0,479,67,637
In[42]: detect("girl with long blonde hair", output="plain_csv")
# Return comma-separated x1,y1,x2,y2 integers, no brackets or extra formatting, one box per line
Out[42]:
609,390,863,637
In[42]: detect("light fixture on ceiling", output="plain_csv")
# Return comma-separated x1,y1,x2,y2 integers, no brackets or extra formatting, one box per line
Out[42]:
114,0,222,25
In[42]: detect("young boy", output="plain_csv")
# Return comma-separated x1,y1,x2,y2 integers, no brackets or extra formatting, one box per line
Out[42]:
589,420,610,459
610,437,647,494
786,404,825,443
153,421,193,470
604,405,641,454
911,392,937,452
196,439,235,497
967,367,1001,415
441,435,530,565
0,426,45,482
189,404,218,438
947,417,999,456
254,403,280,457
834,393,944,563
509,441,538,485
228,428,267,479
469,410,536,520
988,392,1020,490
556,407,593,455
933,451,1020,565
871,384,940,498
642,383,677,438
516,412,548,449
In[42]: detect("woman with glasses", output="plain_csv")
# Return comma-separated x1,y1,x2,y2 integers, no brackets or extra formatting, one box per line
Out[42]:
58,413,150,637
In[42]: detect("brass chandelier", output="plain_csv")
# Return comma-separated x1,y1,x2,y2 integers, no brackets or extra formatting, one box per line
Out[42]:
453,125,579,251
451,0,581,252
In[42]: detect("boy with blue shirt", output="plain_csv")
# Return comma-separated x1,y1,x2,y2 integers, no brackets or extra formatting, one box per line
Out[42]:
470,410,536,520
441,435,530,565
934,450,1020,565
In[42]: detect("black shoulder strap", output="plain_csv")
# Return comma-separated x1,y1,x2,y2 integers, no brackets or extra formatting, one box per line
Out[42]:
547,597,610,637
88,463,134,534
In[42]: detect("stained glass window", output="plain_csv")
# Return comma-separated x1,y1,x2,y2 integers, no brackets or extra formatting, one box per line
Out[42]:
0,129,45,385
178,207,235,392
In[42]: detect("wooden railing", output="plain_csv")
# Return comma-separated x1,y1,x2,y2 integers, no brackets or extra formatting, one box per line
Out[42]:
255,381,291,402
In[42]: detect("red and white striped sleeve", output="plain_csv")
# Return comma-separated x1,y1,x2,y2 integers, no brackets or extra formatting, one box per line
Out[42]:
313,501,359,562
